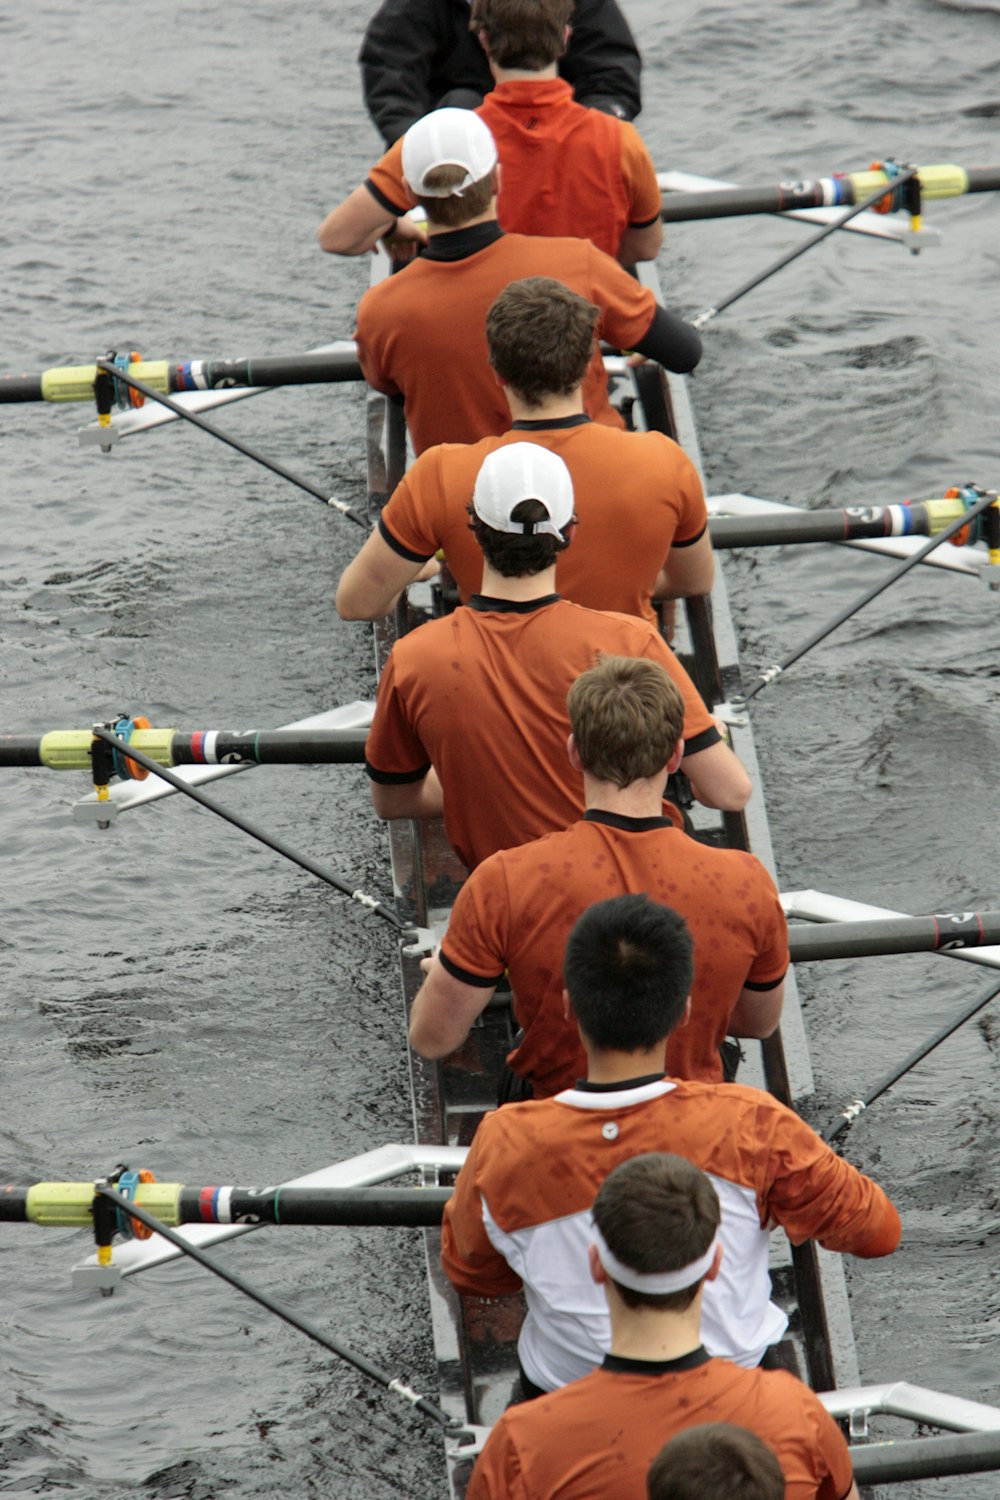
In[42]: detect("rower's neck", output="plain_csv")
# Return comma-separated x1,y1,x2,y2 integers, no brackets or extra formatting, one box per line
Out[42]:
607,1284,705,1363
426,205,499,238
583,1043,668,1086
490,62,559,84
478,562,558,602
584,771,670,821
505,385,586,423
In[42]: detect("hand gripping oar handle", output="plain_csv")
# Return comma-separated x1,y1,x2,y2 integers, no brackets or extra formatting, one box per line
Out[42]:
737,485,999,704
93,359,366,526
92,1185,466,1434
692,165,919,330
88,725,409,933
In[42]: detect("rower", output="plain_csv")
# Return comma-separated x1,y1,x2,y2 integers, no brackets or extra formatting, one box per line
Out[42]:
441,894,900,1388
409,654,786,1096
336,276,714,623
363,445,749,871
464,1153,862,1500
328,0,657,262
359,0,641,147
344,109,700,454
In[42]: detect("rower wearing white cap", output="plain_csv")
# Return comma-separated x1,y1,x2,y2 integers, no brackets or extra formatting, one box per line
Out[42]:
443,895,899,1409
338,109,699,454
364,446,749,870
465,1151,863,1500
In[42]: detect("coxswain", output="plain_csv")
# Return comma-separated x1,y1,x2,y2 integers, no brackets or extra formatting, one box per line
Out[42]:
345,109,699,454
442,895,900,1387
363,446,749,870
359,0,641,147
327,0,658,263
337,277,713,623
409,655,786,1095
466,1153,862,1500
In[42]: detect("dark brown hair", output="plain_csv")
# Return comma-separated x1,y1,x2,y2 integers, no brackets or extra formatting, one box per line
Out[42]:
647,1425,785,1500
487,277,598,405
469,0,572,69
593,1153,720,1312
568,656,685,788
469,496,570,576
415,165,496,228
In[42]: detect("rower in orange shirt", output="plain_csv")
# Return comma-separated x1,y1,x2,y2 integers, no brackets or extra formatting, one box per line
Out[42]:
337,277,714,624
320,0,662,264
347,109,699,454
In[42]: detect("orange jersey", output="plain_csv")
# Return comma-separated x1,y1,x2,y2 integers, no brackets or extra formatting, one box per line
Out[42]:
379,418,707,623
467,1353,856,1500
442,1079,900,1385
364,597,718,869
365,79,662,260
440,812,788,1093
353,225,655,453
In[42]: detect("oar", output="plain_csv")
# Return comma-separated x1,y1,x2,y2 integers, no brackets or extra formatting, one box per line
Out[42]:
0,724,368,771
823,971,1000,1142
708,495,976,550
0,347,362,404
693,166,919,329
92,358,367,525
87,725,407,933
789,909,1000,964
86,1183,469,1437
0,1179,450,1229
851,1428,1000,1486
661,161,1000,223
737,484,1000,703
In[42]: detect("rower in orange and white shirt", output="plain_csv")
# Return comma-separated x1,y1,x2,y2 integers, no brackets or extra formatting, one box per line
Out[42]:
408,655,785,1096
364,446,749,870
336,277,713,625
321,0,661,264
442,895,901,1389
467,1152,862,1500
341,110,699,454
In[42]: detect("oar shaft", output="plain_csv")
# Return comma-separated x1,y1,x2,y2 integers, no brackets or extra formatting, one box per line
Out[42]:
789,910,1000,964
0,1182,450,1228
0,726,368,771
851,1428,1000,1485
709,497,966,550
88,726,406,931
661,162,1000,223
0,348,361,405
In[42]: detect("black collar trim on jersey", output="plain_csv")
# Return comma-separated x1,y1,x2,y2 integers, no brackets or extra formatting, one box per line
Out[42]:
574,1074,667,1093
603,1348,711,1376
468,593,560,614
423,221,504,261
511,414,592,431
583,809,675,833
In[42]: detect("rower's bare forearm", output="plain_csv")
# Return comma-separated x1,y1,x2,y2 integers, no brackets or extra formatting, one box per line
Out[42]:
683,743,751,810
370,768,445,821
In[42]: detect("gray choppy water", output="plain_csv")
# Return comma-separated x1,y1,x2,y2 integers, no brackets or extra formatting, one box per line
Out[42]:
2,0,999,1494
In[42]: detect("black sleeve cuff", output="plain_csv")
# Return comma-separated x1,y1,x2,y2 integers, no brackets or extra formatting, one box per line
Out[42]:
671,522,707,548
633,304,703,375
439,949,505,987
365,178,409,217
628,211,661,229
683,724,722,756
378,513,434,564
742,970,788,993
365,758,432,785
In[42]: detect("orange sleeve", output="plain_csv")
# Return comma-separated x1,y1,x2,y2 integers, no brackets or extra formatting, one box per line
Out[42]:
642,628,715,745
379,448,443,560
364,650,432,783
365,137,415,217
745,859,790,987
667,440,710,545
619,121,663,226
466,1416,526,1500
809,1393,857,1500
587,243,657,351
353,289,400,398
439,856,510,984
759,1100,902,1257
441,1119,525,1298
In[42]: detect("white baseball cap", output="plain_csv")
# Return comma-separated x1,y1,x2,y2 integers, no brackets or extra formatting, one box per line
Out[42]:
472,444,575,538
401,108,498,197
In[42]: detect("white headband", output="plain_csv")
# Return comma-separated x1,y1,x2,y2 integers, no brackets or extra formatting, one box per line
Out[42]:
593,1226,720,1294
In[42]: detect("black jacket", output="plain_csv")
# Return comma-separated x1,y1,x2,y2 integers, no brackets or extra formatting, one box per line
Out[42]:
359,0,642,144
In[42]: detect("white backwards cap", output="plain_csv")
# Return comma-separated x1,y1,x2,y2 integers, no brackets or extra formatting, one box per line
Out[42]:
401,108,499,197
472,443,575,538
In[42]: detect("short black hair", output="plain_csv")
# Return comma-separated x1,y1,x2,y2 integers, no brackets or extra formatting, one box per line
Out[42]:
563,895,693,1051
468,497,571,577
